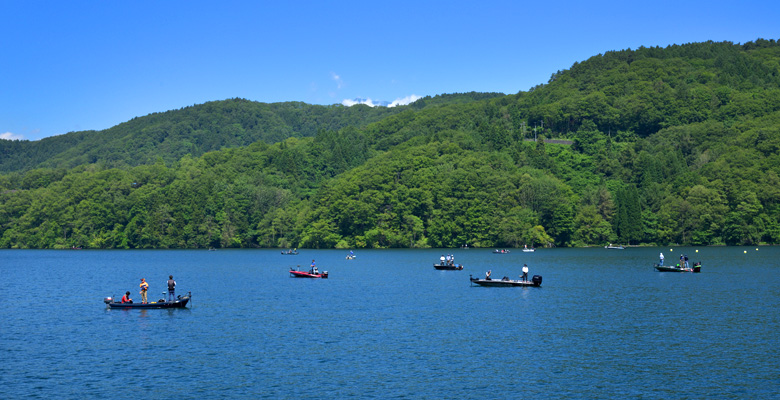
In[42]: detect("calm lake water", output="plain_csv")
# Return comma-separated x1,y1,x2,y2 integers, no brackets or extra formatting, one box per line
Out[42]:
2,247,779,399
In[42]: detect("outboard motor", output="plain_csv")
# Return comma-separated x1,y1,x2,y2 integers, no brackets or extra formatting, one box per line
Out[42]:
322,271,329,279
103,297,113,304
532,275,543,287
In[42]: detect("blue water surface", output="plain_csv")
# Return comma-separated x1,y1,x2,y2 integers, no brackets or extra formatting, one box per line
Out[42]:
1,247,779,399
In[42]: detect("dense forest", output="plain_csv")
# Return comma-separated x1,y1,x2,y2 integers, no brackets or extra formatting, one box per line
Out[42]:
1,39,779,249
0,92,504,173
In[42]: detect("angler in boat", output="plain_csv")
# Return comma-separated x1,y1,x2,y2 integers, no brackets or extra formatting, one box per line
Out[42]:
654,254,701,272
289,260,329,278
105,291,192,309
434,254,463,270
470,272,542,287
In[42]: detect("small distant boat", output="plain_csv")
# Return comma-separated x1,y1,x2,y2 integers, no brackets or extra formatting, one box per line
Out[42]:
281,249,299,255
289,266,328,278
522,247,535,253
208,247,216,251
434,255,462,270
461,244,470,249
655,263,701,273
605,244,625,249
493,249,511,254
346,252,356,260
434,262,464,270
105,292,192,309
469,275,542,287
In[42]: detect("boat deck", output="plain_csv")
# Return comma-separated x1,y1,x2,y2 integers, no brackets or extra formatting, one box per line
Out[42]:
470,276,541,287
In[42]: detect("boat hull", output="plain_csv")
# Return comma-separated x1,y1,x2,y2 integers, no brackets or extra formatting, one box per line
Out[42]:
434,264,463,270
107,294,191,309
289,269,328,278
654,264,701,273
470,275,542,287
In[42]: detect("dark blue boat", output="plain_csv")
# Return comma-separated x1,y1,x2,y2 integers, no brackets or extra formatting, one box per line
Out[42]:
105,292,192,309
470,275,542,287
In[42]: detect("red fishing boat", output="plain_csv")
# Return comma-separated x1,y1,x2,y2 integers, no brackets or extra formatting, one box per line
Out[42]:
289,266,328,278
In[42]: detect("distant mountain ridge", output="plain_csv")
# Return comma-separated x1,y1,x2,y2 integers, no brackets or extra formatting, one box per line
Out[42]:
0,92,504,173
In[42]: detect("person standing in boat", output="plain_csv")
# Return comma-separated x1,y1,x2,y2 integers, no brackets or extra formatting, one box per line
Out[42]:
121,291,133,303
659,252,664,266
139,278,149,304
485,270,492,280
521,264,529,282
167,275,176,302
310,260,318,274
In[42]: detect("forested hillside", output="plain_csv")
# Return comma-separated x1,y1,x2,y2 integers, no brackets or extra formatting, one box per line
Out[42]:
1,40,778,249
0,92,504,173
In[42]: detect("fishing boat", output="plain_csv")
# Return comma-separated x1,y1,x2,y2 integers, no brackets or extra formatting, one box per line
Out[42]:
281,249,299,255
346,252,356,260
105,292,192,309
434,255,462,270
435,263,463,270
434,262,464,270
492,249,511,254
605,244,625,249
654,262,701,273
469,275,542,287
289,266,328,278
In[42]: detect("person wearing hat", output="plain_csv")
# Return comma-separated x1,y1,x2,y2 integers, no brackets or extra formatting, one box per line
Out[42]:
139,278,149,304
521,264,529,282
167,275,176,302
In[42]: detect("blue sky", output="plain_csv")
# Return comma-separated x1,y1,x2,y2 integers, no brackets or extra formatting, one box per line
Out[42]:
2,0,778,141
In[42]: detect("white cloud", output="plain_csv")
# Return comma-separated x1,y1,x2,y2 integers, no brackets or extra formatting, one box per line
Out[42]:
1,132,25,141
331,72,343,89
342,94,421,108
342,98,379,107
389,94,421,107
